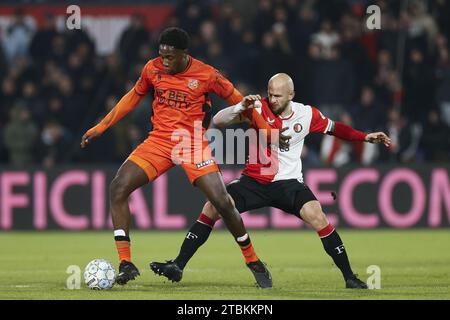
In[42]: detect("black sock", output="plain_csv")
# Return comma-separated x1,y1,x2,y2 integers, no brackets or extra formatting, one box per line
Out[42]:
320,229,354,280
174,221,213,269
236,233,251,247
114,235,130,242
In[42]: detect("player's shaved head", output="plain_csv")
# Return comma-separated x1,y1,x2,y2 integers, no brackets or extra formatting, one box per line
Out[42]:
268,73,295,93
267,73,295,115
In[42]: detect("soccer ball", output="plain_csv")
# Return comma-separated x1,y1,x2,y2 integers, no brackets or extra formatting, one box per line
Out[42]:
84,259,116,290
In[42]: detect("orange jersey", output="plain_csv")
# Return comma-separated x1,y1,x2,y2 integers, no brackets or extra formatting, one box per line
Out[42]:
134,56,236,141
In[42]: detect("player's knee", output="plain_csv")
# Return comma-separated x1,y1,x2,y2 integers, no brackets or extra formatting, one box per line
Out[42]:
300,201,328,231
210,193,234,215
202,201,220,221
110,175,131,203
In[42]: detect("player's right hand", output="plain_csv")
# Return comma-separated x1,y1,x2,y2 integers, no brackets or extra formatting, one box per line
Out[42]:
279,127,291,150
242,95,262,109
80,130,99,148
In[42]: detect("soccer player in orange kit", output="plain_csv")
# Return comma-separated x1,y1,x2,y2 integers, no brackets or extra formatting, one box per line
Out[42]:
81,27,284,288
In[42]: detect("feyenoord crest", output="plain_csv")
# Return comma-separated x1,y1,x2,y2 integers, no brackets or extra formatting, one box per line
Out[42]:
188,79,199,90
294,123,303,133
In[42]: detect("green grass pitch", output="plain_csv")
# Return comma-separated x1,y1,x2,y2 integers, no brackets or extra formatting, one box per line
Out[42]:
1,230,449,300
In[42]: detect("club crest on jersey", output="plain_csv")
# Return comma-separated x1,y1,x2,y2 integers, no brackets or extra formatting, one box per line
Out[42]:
188,79,199,90
294,123,303,133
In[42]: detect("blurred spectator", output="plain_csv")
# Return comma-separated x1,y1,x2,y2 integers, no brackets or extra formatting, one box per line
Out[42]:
407,0,439,53
253,0,274,41
350,86,386,132
403,48,435,124
311,20,340,59
119,14,150,68
291,5,319,58
1,78,18,126
434,0,450,40
194,20,219,59
435,39,450,126
378,14,400,59
420,109,450,162
257,28,294,89
217,5,243,56
0,38,6,74
48,34,67,66
40,120,72,168
103,95,133,160
320,112,376,166
340,13,374,92
311,46,355,118
373,48,399,109
174,0,210,37
65,28,95,58
233,30,259,85
379,108,420,163
3,103,38,167
21,80,45,123
29,13,58,64
2,8,35,65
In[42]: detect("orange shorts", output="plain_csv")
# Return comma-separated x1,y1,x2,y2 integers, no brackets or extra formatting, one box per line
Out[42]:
127,134,219,184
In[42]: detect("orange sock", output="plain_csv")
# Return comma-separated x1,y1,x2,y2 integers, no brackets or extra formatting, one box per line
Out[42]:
115,241,131,262
240,243,259,264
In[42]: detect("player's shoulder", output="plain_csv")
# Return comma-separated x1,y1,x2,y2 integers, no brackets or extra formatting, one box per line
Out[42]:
191,56,215,71
291,101,314,114
145,57,162,70
189,57,217,76
139,58,161,76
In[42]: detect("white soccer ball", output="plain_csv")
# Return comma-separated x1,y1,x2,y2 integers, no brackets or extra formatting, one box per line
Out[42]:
84,259,116,290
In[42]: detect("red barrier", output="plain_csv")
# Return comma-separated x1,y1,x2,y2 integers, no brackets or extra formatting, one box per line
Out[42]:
0,4,175,30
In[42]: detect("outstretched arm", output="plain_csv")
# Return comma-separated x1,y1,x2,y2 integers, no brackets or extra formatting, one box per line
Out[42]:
330,122,367,141
80,88,144,148
363,131,391,147
310,107,391,147
330,120,391,147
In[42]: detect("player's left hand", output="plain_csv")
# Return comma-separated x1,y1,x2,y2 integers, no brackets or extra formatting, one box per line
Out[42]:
365,132,391,147
242,95,262,109
80,130,99,148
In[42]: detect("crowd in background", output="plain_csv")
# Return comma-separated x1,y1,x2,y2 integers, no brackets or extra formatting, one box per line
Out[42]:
1,0,450,168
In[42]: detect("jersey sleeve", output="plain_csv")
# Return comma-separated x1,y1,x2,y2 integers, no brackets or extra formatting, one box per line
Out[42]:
310,107,334,134
134,62,153,96
208,69,235,100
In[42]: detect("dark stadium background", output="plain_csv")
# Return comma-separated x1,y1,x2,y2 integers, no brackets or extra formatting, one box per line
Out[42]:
0,0,449,230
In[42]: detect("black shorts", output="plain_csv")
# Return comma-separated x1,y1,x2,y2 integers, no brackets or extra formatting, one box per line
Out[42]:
226,175,317,218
